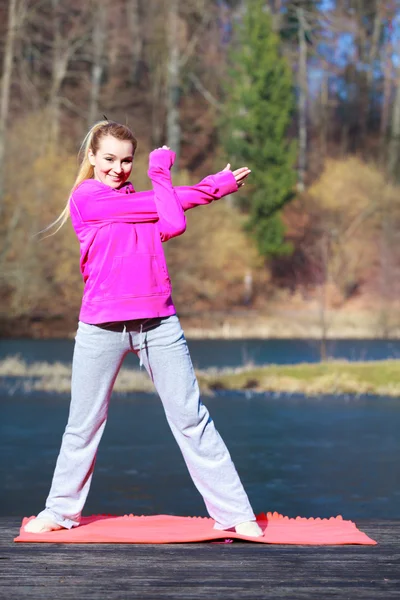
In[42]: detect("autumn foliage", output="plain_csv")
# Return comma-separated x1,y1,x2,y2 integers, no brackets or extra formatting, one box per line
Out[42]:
1,1,400,336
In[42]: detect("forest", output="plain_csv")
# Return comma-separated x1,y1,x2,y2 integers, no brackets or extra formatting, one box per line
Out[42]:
1,0,400,339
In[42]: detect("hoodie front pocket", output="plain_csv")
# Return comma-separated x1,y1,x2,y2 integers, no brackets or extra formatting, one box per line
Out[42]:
100,254,170,298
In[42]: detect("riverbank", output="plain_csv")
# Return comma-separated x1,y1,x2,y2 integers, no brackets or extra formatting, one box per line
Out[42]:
198,360,400,397
1,356,399,397
181,306,400,339
2,305,400,339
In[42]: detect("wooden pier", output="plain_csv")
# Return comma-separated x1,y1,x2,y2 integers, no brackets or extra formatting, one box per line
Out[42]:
0,518,399,599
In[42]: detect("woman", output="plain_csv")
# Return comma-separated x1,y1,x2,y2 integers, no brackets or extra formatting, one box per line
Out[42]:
25,120,262,537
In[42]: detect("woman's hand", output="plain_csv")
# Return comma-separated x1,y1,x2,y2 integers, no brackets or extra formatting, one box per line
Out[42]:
223,163,251,187
149,145,175,171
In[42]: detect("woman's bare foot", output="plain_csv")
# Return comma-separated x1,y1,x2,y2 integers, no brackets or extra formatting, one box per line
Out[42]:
234,521,263,537
24,518,64,533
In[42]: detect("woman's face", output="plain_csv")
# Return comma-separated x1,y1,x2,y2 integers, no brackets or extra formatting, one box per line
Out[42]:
88,135,134,189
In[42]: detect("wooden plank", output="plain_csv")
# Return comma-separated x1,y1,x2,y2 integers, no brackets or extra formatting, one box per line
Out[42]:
0,519,399,599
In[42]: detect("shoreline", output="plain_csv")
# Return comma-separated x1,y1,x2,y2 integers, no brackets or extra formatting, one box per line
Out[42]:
1,356,400,398
180,307,400,340
1,310,400,340
198,360,400,398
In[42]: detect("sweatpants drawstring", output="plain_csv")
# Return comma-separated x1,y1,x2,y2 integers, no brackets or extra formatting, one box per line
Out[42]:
139,324,144,368
121,322,146,367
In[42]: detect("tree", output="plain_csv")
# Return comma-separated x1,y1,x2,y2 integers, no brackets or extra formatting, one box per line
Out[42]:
126,0,143,85
387,37,400,181
0,0,25,212
87,0,107,127
47,0,89,144
220,0,296,258
166,0,181,165
278,1,321,190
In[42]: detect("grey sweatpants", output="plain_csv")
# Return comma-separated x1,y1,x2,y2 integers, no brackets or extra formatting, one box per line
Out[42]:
37,314,256,530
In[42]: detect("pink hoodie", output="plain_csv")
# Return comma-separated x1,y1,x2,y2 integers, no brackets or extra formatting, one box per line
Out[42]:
69,149,238,324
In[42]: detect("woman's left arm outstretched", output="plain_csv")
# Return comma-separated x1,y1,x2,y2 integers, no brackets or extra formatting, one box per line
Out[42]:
173,165,250,211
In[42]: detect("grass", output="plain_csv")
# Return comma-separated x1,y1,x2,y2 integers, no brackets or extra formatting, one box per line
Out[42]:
197,360,400,397
1,356,400,397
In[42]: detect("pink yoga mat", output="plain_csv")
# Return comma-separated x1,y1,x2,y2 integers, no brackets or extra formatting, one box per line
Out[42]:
15,512,377,545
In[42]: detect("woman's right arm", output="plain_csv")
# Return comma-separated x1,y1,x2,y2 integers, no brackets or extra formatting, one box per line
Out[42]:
70,180,159,225
147,148,186,241
71,166,245,227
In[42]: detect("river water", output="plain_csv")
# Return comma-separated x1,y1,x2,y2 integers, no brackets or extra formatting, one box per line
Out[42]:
1,336,400,368
1,337,399,521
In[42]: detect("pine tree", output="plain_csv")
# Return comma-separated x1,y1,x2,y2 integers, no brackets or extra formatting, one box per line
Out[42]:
221,0,296,258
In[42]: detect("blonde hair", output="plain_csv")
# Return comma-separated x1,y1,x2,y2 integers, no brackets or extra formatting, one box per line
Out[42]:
40,120,138,237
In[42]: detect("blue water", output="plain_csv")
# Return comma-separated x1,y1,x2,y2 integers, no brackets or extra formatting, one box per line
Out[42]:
1,338,400,521
1,337,400,369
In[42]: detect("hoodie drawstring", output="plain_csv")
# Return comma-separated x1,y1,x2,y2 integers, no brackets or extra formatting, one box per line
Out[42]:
121,324,127,342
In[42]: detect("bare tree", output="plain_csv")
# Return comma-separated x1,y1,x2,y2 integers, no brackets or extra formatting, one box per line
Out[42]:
88,0,107,126
296,6,308,192
380,34,394,162
127,0,143,84
0,0,24,211
319,68,329,160
166,0,181,165
387,63,400,181
165,0,213,167
47,0,88,144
